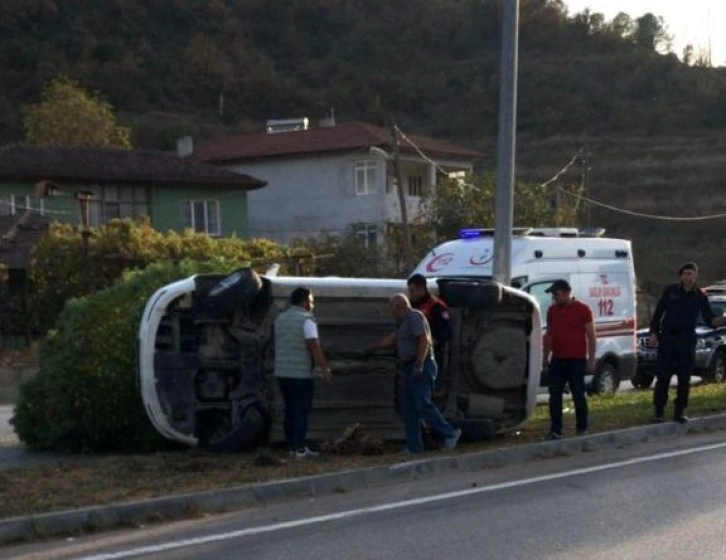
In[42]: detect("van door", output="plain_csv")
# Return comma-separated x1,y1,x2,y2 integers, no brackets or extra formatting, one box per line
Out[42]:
437,278,542,437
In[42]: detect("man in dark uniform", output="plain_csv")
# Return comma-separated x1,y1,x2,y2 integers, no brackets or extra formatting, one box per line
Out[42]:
407,275,451,369
407,273,452,397
649,262,726,424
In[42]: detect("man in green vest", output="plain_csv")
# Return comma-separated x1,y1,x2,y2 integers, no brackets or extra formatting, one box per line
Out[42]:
274,287,333,459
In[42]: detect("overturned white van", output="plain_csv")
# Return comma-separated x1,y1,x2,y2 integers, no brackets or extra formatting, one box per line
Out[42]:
138,270,542,451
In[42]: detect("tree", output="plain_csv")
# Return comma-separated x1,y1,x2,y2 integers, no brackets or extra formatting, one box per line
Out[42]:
633,13,671,53
420,174,582,243
22,76,131,148
609,12,633,40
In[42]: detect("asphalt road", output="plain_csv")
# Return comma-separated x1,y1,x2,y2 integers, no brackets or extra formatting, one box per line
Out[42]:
5,431,726,560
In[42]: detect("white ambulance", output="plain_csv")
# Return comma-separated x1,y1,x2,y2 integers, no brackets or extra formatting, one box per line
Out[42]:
411,227,637,393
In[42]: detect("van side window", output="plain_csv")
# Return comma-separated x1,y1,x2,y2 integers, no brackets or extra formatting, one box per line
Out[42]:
527,283,555,327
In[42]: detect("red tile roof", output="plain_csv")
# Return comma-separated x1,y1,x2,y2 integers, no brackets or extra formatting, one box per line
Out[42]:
0,146,266,190
194,121,483,163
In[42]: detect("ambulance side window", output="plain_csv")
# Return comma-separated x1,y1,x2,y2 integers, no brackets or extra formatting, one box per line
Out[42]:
527,283,554,327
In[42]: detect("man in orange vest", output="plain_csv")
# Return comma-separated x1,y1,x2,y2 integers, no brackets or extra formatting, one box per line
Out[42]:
407,273,452,397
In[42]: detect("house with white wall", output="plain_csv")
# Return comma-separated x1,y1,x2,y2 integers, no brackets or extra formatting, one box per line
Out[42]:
190,118,483,247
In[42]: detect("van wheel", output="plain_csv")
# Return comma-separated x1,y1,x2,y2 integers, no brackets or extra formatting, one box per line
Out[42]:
203,268,263,318
631,370,655,389
453,418,496,441
708,349,726,383
588,361,619,395
439,281,502,309
197,401,270,452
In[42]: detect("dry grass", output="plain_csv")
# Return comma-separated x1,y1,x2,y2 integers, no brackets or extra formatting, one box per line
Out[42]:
2,383,726,520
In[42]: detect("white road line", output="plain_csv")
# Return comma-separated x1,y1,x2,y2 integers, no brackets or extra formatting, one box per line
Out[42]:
79,441,726,560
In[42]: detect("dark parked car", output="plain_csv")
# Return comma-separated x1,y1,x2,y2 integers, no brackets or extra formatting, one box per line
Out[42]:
632,295,726,389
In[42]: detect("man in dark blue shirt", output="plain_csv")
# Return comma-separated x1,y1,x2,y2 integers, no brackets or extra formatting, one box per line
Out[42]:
648,262,726,423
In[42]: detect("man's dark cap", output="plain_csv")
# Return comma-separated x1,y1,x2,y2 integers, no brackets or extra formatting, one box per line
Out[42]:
407,273,427,288
545,279,572,293
678,262,698,275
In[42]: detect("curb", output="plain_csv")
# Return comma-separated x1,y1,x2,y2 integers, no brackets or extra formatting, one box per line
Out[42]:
3,413,726,545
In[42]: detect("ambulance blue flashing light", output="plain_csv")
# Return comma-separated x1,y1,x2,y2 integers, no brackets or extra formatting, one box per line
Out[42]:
459,228,485,239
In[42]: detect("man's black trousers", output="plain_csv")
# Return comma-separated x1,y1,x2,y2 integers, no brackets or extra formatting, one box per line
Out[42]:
654,335,696,417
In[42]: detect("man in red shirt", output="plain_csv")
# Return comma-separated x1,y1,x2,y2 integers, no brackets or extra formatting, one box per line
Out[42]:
542,279,597,439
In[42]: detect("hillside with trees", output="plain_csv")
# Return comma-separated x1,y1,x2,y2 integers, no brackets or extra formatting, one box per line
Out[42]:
1,0,725,147
3,0,726,291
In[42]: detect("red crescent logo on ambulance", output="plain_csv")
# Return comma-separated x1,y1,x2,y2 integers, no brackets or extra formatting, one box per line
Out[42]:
469,253,493,266
426,253,455,273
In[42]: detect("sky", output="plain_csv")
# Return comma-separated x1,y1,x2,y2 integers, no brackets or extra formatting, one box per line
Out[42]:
563,0,726,66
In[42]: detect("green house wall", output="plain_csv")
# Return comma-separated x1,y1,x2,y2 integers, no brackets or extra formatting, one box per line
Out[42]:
0,181,81,224
0,181,250,237
150,185,249,237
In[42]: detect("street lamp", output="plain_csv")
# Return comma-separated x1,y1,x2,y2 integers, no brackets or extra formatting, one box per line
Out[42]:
493,0,520,285
75,190,94,254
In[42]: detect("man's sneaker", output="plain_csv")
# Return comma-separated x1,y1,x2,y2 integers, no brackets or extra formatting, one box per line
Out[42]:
294,446,320,459
674,414,689,424
544,432,563,441
443,428,462,450
576,429,590,436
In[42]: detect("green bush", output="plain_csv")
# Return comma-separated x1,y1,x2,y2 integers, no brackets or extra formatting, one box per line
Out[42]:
27,218,293,333
12,258,242,452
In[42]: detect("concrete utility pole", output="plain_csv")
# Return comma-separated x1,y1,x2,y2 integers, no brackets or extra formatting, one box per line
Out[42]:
492,0,520,285
390,122,414,272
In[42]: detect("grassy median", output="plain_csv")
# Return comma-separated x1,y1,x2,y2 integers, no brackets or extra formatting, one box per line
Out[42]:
2,383,726,519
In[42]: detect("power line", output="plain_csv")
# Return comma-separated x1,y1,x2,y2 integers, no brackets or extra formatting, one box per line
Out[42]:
395,126,478,189
537,147,585,189
558,186,726,221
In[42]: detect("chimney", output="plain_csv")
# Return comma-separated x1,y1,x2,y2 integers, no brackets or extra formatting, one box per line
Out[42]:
176,136,194,158
319,108,336,128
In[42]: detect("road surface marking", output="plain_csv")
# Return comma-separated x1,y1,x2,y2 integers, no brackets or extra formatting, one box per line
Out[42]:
79,441,726,559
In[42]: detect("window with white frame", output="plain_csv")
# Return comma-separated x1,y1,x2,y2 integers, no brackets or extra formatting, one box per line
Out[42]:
0,195,45,216
354,223,378,248
182,199,221,235
87,184,149,226
354,160,377,195
407,175,424,197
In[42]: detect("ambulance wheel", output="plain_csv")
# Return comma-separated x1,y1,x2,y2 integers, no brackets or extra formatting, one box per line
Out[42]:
439,281,502,309
707,349,726,383
631,370,655,389
588,361,619,395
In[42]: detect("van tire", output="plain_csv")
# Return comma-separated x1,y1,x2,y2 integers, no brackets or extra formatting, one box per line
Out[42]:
453,418,496,441
198,401,270,452
439,281,502,309
588,361,619,395
203,268,263,318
